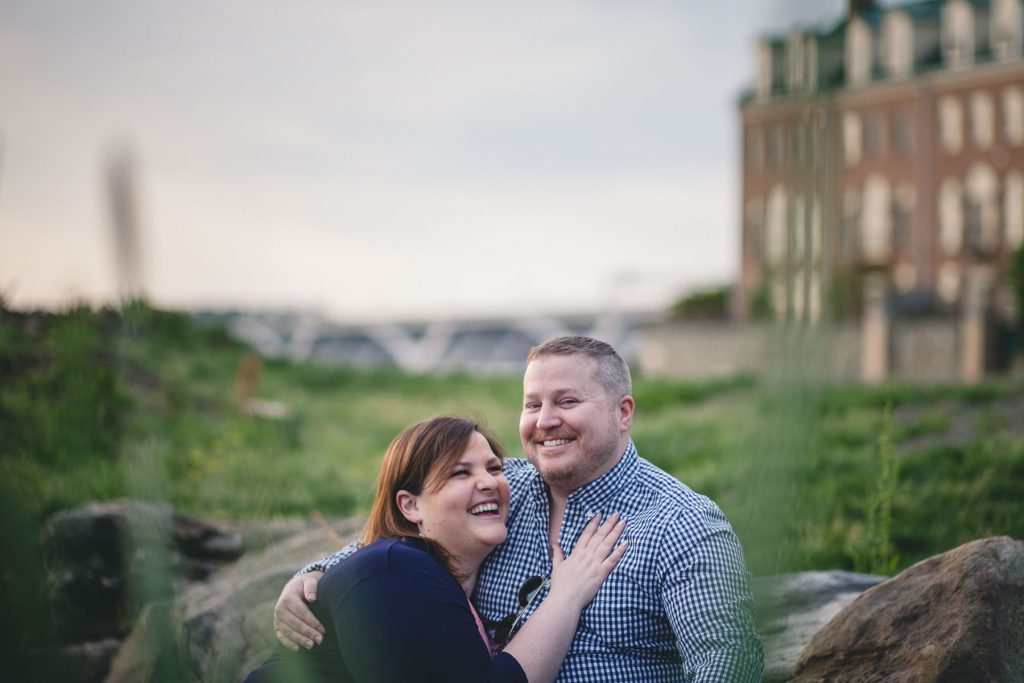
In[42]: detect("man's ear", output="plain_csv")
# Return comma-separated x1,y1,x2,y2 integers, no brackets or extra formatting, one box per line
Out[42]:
396,490,423,524
618,395,635,433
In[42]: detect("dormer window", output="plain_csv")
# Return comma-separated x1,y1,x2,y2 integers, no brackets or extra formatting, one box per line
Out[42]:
756,41,775,99
846,18,874,86
787,32,806,92
882,11,914,77
755,40,787,99
943,0,976,68
991,0,1023,60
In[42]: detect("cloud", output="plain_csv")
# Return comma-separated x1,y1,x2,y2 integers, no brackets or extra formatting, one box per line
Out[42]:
0,0,773,317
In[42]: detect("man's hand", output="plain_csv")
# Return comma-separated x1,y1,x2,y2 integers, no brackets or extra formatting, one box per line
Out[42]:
274,571,326,650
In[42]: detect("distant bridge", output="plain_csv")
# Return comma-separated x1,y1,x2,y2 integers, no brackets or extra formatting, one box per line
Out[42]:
197,310,660,374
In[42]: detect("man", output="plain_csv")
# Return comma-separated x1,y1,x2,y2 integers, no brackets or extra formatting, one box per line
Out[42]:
274,336,762,681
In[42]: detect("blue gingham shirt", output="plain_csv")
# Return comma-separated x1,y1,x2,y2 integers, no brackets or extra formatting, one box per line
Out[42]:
306,441,762,682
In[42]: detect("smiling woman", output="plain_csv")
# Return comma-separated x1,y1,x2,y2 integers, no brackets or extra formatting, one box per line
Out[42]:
246,416,626,683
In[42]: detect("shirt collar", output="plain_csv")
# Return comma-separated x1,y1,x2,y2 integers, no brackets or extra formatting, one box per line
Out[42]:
525,439,639,512
567,439,638,512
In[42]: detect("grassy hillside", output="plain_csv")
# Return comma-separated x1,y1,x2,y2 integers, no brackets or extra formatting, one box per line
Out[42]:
2,302,1023,579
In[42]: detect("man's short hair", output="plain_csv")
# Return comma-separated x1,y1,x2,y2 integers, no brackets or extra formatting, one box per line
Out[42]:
527,336,632,399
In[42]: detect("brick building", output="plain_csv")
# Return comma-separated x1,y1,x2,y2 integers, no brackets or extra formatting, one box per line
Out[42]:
735,0,1024,352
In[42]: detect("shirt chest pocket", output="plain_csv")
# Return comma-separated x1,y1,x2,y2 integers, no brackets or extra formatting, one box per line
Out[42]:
578,567,667,648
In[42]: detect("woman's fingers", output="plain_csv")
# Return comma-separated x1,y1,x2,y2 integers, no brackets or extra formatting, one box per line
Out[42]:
595,517,626,555
575,511,604,548
550,543,566,570
577,512,619,549
602,538,628,572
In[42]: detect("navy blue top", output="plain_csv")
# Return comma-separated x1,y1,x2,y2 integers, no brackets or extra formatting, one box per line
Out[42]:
250,538,527,683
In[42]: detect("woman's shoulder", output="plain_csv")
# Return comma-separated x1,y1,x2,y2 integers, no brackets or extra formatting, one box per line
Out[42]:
321,537,449,590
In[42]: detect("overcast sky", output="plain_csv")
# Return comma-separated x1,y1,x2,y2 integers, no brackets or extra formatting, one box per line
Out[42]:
1,0,853,322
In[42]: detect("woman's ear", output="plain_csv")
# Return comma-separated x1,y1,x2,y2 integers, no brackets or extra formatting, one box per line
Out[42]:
396,490,423,524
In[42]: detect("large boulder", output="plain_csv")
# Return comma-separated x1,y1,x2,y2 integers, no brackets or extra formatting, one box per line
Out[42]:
792,536,1024,682
104,517,363,683
752,571,886,682
44,499,246,641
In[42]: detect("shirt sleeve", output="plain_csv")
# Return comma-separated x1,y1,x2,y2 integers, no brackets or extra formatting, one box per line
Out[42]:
658,502,764,682
322,559,528,683
298,541,359,575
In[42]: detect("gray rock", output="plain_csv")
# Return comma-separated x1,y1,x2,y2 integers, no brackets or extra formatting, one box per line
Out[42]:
43,499,245,640
56,638,123,683
752,571,886,683
793,536,1024,683
104,517,363,683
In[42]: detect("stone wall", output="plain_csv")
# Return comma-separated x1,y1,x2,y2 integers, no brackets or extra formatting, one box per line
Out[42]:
890,318,959,382
637,318,967,383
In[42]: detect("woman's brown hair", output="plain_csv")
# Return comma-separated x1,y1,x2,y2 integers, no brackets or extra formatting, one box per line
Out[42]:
360,416,506,576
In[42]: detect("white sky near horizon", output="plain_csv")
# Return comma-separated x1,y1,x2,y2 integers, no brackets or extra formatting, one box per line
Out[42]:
0,0,856,322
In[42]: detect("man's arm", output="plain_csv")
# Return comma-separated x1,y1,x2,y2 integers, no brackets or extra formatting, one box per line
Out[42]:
660,504,763,682
274,542,359,650
328,554,526,683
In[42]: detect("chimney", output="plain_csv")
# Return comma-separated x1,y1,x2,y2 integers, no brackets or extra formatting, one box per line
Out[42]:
848,0,878,16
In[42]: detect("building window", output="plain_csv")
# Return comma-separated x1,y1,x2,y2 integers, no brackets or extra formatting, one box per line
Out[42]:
939,96,964,153
882,11,913,77
969,92,995,149
791,123,806,166
893,185,915,254
772,277,788,319
843,112,863,166
894,263,917,292
1004,87,1024,146
862,174,893,263
746,129,765,173
893,108,913,156
746,198,765,263
811,198,822,262
864,112,887,159
1006,171,1024,249
938,262,962,303
756,41,776,99
991,0,1023,61
792,194,806,261
842,189,861,258
808,269,822,322
965,163,999,255
793,267,806,321
939,178,964,254
766,184,788,266
964,197,985,254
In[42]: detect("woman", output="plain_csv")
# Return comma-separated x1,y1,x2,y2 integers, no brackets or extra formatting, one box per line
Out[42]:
248,416,625,683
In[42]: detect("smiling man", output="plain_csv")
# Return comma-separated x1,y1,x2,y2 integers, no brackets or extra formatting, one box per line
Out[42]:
275,336,763,682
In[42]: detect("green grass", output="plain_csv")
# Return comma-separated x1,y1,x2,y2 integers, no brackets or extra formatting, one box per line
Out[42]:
2,302,1024,580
